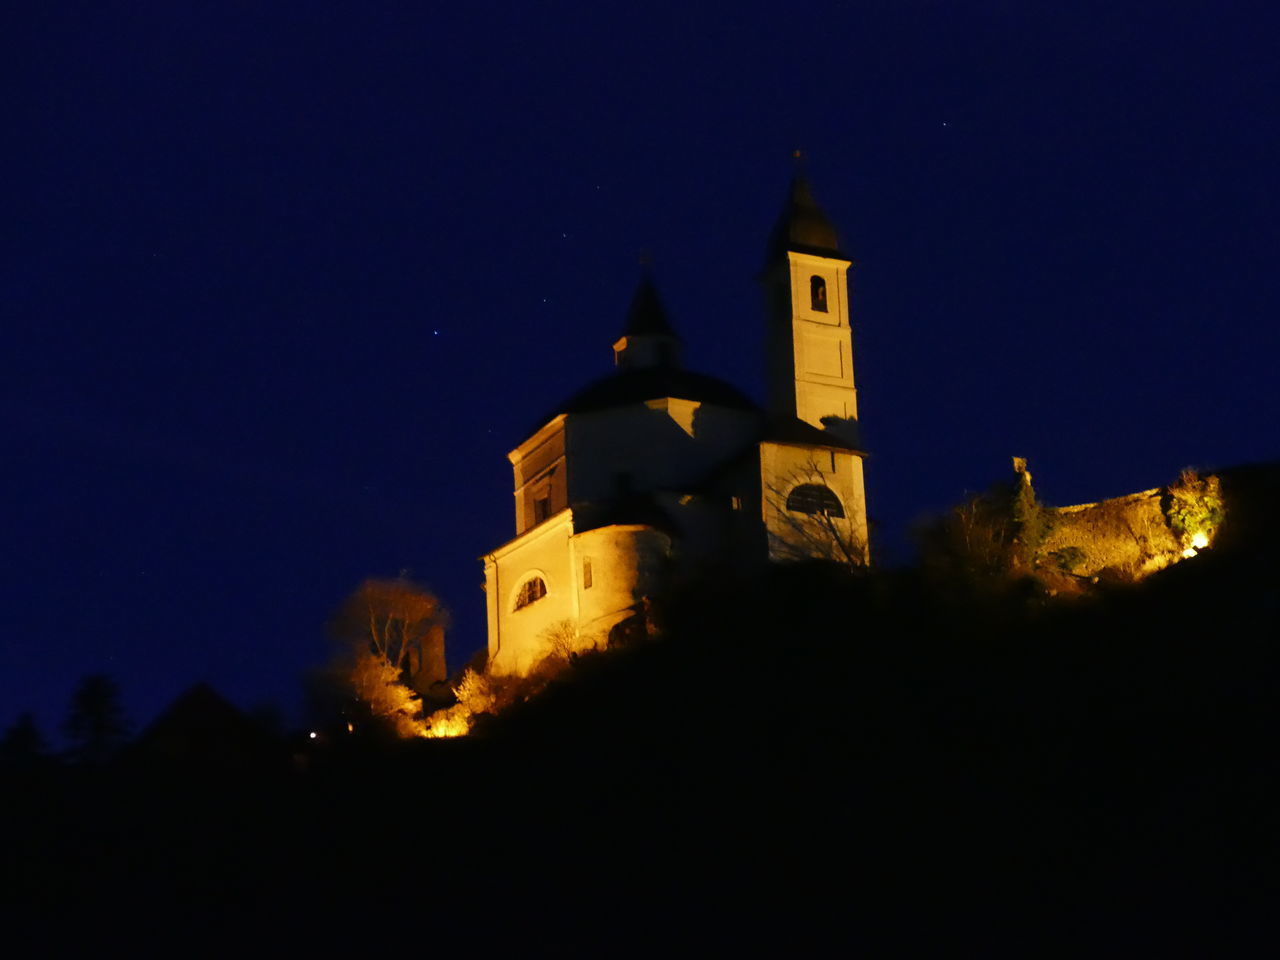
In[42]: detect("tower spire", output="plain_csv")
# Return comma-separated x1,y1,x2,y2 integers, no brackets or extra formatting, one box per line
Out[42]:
767,153,842,261
761,167,859,444
613,268,682,369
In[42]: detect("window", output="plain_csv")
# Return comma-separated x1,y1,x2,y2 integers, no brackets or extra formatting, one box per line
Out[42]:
583,559,593,589
810,275,828,312
514,576,547,610
786,483,844,517
533,495,551,523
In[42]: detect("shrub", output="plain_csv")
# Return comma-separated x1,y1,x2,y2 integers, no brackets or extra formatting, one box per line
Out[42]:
1165,470,1225,548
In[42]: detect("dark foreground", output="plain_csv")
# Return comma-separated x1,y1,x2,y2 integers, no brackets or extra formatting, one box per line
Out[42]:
5,467,1277,951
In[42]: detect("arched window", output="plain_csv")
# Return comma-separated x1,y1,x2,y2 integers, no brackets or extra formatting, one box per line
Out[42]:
810,275,828,312
786,483,844,517
513,576,547,610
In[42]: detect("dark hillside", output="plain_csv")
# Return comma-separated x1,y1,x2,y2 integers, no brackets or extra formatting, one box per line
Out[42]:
1212,460,1280,558
469,463,1280,943
4,465,1277,949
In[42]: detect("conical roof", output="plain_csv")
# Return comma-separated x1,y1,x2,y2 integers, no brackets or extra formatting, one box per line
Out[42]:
767,174,843,260
621,271,679,338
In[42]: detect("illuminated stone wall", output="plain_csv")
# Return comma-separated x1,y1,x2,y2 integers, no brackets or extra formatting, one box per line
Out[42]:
1039,489,1182,579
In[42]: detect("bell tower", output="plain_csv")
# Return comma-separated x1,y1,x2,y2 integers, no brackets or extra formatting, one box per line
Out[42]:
762,169,859,447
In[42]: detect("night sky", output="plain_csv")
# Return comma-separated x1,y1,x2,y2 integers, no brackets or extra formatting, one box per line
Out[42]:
6,2,1278,735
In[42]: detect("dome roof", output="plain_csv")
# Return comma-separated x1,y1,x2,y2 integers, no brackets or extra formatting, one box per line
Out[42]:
532,367,759,432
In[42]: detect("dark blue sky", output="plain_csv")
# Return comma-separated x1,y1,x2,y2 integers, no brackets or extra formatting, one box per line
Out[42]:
5,2,1278,735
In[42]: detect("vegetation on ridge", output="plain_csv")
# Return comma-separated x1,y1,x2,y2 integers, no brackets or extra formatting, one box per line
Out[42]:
2,462,1274,942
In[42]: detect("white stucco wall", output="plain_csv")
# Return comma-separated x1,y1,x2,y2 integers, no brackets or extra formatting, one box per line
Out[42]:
484,509,673,676
759,440,869,564
484,509,578,675
573,525,671,641
509,417,568,536
564,402,758,505
764,250,859,433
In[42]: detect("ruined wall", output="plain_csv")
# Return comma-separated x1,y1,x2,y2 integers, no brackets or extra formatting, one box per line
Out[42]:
1039,489,1182,579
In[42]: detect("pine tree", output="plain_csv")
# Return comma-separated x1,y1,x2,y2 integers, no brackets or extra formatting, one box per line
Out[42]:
63,674,130,765
0,712,51,769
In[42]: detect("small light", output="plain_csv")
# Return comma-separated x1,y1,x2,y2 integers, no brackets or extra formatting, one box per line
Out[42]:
309,731,318,739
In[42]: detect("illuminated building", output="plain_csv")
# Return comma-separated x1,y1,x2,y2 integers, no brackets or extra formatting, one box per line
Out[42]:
482,175,869,675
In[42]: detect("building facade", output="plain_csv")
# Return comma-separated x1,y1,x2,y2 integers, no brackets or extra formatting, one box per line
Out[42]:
482,176,869,675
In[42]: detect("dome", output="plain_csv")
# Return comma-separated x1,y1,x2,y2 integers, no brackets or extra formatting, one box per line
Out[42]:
561,368,758,414
531,367,759,433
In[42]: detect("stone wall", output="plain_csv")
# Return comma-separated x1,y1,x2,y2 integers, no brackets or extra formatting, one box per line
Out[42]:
1039,488,1182,579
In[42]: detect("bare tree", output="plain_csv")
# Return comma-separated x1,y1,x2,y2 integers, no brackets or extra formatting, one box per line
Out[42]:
764,459,868,570
538,619,600,666
918,492,1016,583
346,654,428,738
917,461,1051,588
330,576,448,693
328,577,448,738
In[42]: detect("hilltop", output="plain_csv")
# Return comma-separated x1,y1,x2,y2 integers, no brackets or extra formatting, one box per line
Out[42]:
4,461,1277,948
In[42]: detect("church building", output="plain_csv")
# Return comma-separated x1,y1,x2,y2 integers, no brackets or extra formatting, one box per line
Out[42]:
481,175,869,675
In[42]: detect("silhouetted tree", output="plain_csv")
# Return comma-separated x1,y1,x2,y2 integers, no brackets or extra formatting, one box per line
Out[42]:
917,459,1054,593
0,712,51,769
63,674,130,765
